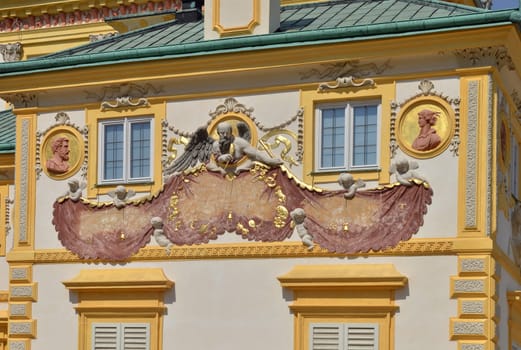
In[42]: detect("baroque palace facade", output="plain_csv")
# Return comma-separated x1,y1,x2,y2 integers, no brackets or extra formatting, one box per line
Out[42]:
0,0,521,349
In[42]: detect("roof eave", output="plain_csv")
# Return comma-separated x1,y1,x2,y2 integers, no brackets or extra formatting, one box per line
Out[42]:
0,10,519,77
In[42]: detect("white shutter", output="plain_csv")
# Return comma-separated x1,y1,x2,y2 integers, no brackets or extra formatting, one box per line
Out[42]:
92,323,150,350
345,324,378,350
122,323,150,350
310,323,343,350
92,323,120,350
310,323,379,350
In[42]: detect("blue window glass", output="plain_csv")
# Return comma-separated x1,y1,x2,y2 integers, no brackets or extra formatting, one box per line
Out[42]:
100,118,152,183
103,124,124,180
320,107,345,168
352,105,377,167
317,102,379,171
130,122,151,178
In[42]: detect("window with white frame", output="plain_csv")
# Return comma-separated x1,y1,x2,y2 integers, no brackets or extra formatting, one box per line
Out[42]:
92,323,150,350
310,323,379,350
316,101,380,171
98,117,153,184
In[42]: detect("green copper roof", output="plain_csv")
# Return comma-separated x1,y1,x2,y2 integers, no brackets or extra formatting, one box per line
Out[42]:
0,0,518,76
0,109,15,154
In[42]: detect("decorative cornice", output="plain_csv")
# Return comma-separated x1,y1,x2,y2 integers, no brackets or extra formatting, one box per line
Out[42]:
2,93,37,109
3,238,496,263
300,59,391,81
0,1,182,33
452,46,515,71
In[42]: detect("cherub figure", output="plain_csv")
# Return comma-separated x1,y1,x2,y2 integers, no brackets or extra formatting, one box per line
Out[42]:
338,173,366,199
151,217,173,254
66,178,86,202
290,208,314,250
389,157,425,186
108,185,136,209
207,121,283,175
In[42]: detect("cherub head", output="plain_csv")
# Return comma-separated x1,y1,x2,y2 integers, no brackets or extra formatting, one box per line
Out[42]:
290,208,306,224
338,173,355,190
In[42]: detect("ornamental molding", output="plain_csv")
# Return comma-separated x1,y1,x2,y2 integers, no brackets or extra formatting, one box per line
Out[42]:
454,279,486,294
452,45,515,71
460,258,486,274
19,119,30,243
461,300,485,315
84,83,161,111
317,76,375,92
461,344,485,350
10,267,30,282
0,1,182,33
2,93,37,108
300,59,391,80
9,304,28,317
452,320,485,336
8,341,27,350
466,81,479,228
26,239,457,263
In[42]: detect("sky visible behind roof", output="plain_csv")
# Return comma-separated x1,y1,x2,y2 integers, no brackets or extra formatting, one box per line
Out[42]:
493,0,519,9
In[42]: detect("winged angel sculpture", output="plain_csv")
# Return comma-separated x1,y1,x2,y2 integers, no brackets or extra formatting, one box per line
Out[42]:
53,122,433,260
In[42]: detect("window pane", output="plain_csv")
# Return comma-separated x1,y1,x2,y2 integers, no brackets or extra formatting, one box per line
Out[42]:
321,107,345,168
352,105,377,166
103,124,124,180
130,122,151,179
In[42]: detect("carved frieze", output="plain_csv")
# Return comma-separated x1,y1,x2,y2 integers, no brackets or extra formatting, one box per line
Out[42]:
85,83,161,111
0,1,182,33
453,46,515,71
2,93,37,108
300,59,391,80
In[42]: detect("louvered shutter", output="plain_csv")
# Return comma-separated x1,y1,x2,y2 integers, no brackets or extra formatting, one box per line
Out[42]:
122,323,150,350
92,323,120,350
92,323,150,350
310,323,343,350
309,323,379,350
345,324,378,350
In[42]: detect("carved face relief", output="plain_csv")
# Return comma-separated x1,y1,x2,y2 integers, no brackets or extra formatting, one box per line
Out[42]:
41,127,84,179
396,97,455,159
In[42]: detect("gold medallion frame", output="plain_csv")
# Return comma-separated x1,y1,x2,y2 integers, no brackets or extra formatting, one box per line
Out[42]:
207,112,258,168
397,96,455,159
41,126,85,179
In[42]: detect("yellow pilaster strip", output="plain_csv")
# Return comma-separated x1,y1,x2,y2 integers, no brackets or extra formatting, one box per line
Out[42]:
13,113,36,249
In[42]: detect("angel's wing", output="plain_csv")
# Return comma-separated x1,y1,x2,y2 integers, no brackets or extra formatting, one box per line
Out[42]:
164,127,215,175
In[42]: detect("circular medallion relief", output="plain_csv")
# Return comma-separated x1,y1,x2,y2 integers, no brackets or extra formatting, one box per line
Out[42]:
207,113,258,168
41,126,84,179
397,96,455,159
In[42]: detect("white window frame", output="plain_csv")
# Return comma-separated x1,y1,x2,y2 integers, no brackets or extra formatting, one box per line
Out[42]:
92,322,150,350
309,322,379,350
98,117,153,185
315,100,380,172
